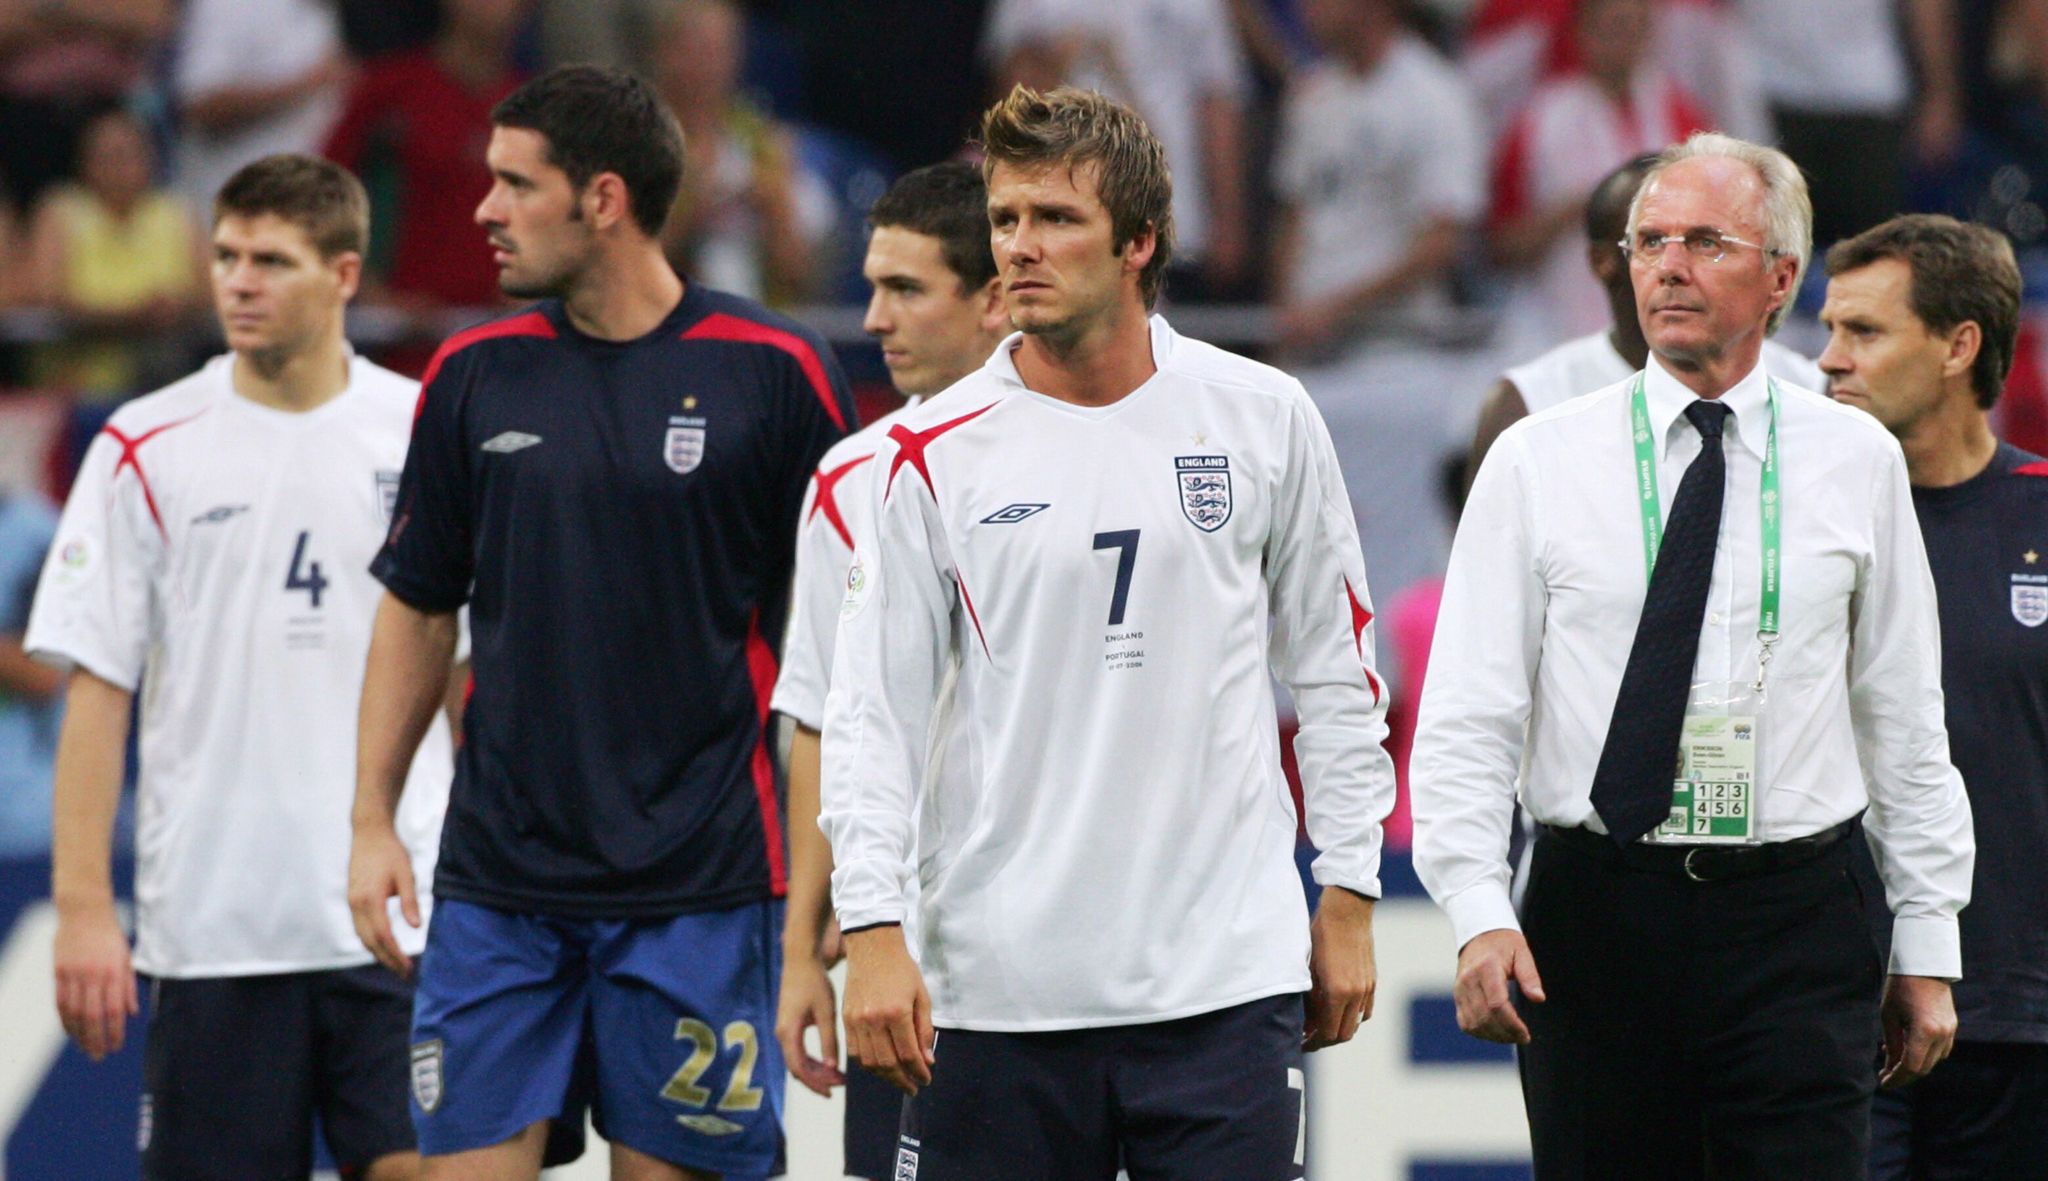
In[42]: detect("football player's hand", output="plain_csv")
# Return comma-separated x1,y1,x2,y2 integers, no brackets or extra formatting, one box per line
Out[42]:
776,953,845,1097
1305,887,1377,1051
843,924,935,1096
1880,974,1956,1088
53,901,135,1061
1454,928,1545,1045
347,822,420,978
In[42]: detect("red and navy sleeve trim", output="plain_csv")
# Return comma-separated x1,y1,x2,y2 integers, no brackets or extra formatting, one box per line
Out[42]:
415,310,558,419
683,311,849,433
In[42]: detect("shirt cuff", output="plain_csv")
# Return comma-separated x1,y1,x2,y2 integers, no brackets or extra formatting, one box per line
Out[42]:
829,857,911,932
1310,855,1383,902
1888,914,1962,980
1441,882,1523,952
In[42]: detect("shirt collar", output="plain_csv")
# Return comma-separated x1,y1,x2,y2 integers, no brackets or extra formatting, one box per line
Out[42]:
986,314,1176,389
1641,351,1773,462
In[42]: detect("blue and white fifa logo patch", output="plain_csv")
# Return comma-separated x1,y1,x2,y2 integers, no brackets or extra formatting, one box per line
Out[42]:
1176,455,1232,532
376,470,401,522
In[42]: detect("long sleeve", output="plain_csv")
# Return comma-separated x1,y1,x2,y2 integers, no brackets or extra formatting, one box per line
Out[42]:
819,440,957,931
1848,446,1974,978
25,430,164,689
770,468,849,731
1411,427,1548,950
1264,390,1395,899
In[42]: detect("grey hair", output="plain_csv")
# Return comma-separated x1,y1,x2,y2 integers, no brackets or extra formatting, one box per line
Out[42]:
1628,131,1812,333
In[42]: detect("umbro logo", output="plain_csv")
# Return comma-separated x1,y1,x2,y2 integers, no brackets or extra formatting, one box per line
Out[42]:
481,431,542,453
980,503,1049,524
190,504,249,525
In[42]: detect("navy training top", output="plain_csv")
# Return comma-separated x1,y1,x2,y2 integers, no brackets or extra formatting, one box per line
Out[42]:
373,283,855,918
1860,443,2048,1042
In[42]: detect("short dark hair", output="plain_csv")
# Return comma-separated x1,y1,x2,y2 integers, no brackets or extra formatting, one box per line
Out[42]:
491,65,685,237
1825,214,2023,409
980,85,1174,307
1585,152,1659,247
214,154,370,258
868,161,998,294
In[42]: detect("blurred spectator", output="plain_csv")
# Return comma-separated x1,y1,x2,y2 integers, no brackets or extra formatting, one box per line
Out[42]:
324,0,528,323
171,0,351,220
24,110,204,401
0,0,171,216
336,0,438,59
1735,0,1961,246
985,0,1253,298
0,184,22,305
653,0,821,305
0,486,60,860
1274,0,1487,600
536,0,664,76
1462,0,1768,144
776,1,994,177
1487,0,1711,345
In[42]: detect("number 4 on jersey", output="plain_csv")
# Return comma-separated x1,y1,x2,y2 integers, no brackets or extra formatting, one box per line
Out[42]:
284,530,328,608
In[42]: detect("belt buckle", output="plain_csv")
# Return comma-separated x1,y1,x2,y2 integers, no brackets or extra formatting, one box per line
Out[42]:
1683,846,1713,882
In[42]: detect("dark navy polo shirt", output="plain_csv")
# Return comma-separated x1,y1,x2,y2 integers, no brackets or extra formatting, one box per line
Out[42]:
1901,443,2048,1042
373,283,855,917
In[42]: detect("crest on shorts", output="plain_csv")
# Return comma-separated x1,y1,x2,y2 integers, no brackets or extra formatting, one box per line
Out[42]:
376,470,401,522
2015,582,2048,627
411,1039,444,1113
1176,455,1232,532
665,417,708,474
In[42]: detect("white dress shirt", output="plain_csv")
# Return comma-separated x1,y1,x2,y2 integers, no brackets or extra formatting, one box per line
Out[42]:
1412,355,1974,978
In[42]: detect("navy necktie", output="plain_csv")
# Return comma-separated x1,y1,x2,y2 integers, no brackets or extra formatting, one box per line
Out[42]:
1590,399,1733,846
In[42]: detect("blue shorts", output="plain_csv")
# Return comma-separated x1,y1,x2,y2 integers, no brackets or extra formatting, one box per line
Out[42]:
410,897,785,1175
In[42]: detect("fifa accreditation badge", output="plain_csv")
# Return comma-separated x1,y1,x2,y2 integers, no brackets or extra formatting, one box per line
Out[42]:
410,1039,443,1113
665,415,708,474
1176,455,1232,532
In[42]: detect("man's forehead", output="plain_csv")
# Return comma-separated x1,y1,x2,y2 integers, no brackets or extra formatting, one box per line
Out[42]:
488,126,556,171
1635,157,1766,231
987,157,1103,203
864,225,948,274
1824,258,1915,316
213,211,319,256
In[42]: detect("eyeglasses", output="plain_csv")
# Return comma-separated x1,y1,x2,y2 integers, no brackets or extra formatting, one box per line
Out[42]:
1619,231,1774,266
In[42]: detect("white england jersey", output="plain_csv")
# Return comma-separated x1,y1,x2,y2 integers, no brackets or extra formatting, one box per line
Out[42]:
1507,331,1826,416
822,317,1395,1031
774,396,925,732
774,396,950,956
26,354,452,978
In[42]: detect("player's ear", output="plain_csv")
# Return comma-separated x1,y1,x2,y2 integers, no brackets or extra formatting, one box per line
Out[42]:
1942,320,1982,383
586,171,631,233
1118,222,1158,277
331,251,363,303
976,277,1006,333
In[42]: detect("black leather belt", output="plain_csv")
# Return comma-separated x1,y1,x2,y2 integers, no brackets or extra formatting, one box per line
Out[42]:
1540,817,1859,883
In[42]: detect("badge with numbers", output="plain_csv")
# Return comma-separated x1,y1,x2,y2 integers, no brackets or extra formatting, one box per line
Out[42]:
1651,713,1757,844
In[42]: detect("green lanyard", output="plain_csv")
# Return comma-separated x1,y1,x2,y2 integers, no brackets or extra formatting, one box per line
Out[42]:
1628,374,1782,645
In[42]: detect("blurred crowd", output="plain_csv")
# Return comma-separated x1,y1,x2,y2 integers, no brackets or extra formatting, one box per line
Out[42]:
6,0,2048,853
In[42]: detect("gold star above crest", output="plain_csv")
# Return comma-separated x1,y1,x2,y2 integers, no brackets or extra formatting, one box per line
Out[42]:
1192,432,1207,446
683,396,698,411
2027,549,2040,565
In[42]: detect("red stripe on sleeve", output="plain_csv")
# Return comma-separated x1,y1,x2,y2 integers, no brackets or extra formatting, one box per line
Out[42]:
415,310,558,420
746,611,789,894
684,311,848,432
